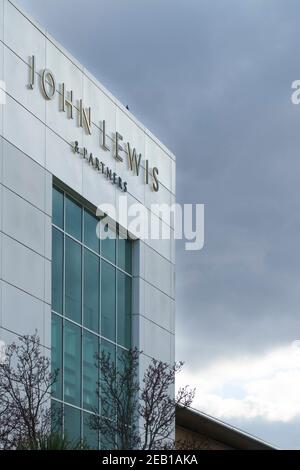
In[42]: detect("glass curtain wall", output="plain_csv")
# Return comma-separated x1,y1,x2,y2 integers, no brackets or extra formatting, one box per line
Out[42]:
51,185,132,449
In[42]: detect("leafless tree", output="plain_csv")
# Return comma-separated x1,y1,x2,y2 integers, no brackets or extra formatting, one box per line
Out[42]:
0,334,195,451
0,332,58,449
89,348,140,450
140,360,194,450
89,348,195,450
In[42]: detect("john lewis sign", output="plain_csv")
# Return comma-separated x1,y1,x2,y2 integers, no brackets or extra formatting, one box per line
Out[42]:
28,56,160,193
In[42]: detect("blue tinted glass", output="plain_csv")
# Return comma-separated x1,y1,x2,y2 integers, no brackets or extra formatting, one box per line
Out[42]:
83,412,99,449
100,426,116,450
101,221,116,264
117,272,132,349
101,261,116,342
83,331,99,411
64,321,81,407
53,187,64,229
65,237,82,323
66,196,82,241
117,347,130,377
51,185,134,443
100,340,116,421
64,404,81,446
52,228,63,314
51,314,63,400
100,339,116,366
84,210,99,253
117,235,132,274
83,249,99,333
51,400,63,435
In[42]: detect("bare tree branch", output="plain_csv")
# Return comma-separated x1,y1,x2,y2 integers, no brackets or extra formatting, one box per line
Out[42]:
0,332,58,449
90,349,195,450
89,347,140,450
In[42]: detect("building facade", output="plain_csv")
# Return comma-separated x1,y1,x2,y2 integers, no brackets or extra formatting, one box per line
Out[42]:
0,0,176,448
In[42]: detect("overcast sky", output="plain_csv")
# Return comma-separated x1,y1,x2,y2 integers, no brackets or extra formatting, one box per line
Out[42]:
17,0,300,449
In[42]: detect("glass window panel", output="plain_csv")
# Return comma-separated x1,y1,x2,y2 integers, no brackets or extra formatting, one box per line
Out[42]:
66,196,82,241
51,314,63,400
100,426,116,450
65,237,82,323
99,340,116,420
117,236,132,274
53,187,64,229
52,228,63,314
117,347,130,376
83,250,99,333
100,339,116,366
83,331,99,412
101,261,116,342
101,221,116,264
84,210,99,253
117,272,132,349
64,404,81,446
51,185,134,441
51,400,63,436
64,321,81,407
116,348,134,421
83,412,99,450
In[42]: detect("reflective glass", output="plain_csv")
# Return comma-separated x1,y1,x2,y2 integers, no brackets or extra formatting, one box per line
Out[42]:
64,404,81,445
101,339,116,366
100,425,116,450
101,221,116,264
52,186,133,451
117,236,132,274
83,412,99,449
84,249,99,332
65,237,82,323
117,272,132,348
51,400,63,435
84,209,99,253
51,314,63,400
83,331,99,411
66,196,82,241
101,261,116,342
64,321,81,407
52,228,63,314
100,339,116,420
53,187,64,229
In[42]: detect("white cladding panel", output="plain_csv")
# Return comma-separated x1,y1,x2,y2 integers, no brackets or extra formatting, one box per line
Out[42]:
0,1,176,369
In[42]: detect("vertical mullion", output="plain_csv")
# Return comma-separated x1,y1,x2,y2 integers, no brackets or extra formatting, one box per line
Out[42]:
116,226,118,351
98,214,102,448
99,253,101,336
115,228,118,437
96,218,103,450
81,208,84,442
99,256,102,422
98,335,100,450
82,210,85,443
81,326,83,443
62,189,66,437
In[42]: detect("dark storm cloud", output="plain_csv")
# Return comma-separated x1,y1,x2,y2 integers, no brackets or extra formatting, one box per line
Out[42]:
17,0,300,447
